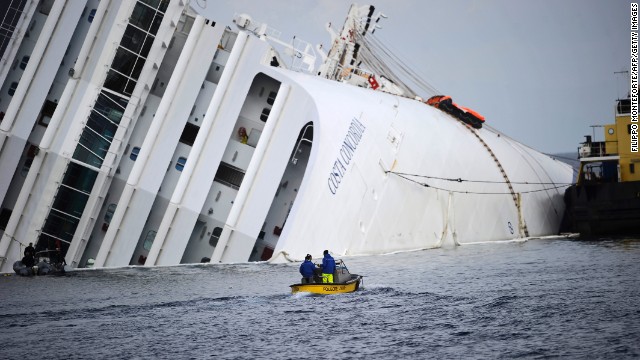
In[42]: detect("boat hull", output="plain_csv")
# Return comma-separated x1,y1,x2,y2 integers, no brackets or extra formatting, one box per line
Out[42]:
562,181,640,237
12,259,66,276
13,261,36,276
290,275,362,295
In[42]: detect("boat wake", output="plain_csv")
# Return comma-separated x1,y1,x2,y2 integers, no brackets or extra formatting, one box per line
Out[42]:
290,291,314,299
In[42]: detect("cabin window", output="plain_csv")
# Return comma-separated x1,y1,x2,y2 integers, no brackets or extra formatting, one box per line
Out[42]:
112,47,145,80
176,157,187,171
88,9,96,22
179,16,195,34
20,145,38,177
631,164,635,174
20,158,33,177
143,230,156,250
39,1,54,15
19,56,29,70
104,204,117,223
8,82,18,96
261,247,274,261
617,99,631,114
260,108,270,122
214,162,245,190
209,227,222,247
129,3,164,34
179,122,199,146
267,91,277,105
130,146,140,160
0,208,11,230
104,69,133,96
39,100,57,127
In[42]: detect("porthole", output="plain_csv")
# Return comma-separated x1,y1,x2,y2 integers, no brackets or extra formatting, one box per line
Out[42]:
8,82,18,96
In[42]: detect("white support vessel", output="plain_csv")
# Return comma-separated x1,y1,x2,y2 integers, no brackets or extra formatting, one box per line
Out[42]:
0,1,573,273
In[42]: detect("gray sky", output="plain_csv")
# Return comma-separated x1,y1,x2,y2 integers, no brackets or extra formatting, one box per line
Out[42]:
194,0,629,154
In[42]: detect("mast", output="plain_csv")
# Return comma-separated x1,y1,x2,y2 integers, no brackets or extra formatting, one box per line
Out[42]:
317,4,381,81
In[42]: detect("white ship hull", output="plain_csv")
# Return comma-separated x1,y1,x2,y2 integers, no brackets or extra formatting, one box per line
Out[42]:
219,68,572,262
0,1,572,272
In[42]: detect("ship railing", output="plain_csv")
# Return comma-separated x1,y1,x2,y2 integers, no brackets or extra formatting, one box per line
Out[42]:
249,19,317,74
579,162,620,184
335,259,350,274
578,140,618,159
578,142,604,158
338,65,375,83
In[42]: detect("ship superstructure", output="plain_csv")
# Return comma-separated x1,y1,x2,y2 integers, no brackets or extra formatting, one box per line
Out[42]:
0,2,573,272
562,98,640,236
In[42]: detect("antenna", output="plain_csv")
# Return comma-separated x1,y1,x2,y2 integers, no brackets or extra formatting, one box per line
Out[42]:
614,70,629,100
589,125,604,141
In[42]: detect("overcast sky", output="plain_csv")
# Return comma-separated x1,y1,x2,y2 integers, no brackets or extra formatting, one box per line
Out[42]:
194,0,629,154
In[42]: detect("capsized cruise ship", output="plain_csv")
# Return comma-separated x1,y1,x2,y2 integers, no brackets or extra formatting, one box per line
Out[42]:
0,1,573,272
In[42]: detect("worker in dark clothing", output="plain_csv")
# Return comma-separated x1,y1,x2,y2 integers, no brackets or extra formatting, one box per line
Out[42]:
25,243,35,258
54,247,66,267
22,242,36,267
299,254,316,284
321,250,336,283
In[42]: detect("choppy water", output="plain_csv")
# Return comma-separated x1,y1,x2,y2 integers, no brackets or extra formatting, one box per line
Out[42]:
1,237,639,359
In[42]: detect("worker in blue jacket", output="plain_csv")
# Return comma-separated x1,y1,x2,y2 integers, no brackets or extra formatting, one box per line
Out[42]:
321,250,336,283
299,254,316,284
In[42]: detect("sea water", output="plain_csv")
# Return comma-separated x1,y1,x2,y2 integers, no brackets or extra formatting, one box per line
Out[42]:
1,237,639,359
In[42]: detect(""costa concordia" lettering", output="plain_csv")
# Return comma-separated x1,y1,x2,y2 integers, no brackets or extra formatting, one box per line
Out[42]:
327,117,366,194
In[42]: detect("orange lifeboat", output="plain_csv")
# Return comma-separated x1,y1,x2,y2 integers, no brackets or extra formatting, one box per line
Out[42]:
425,95,485,129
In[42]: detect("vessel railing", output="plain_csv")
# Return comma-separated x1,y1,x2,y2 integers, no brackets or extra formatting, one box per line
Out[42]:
578,140,619,159
335,259,350,274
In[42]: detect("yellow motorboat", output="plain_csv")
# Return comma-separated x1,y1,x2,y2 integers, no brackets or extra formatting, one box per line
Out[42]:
290,259,363,295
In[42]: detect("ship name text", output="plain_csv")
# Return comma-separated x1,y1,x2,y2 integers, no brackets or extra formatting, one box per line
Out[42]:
328,117,366,194
323,285,346,292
